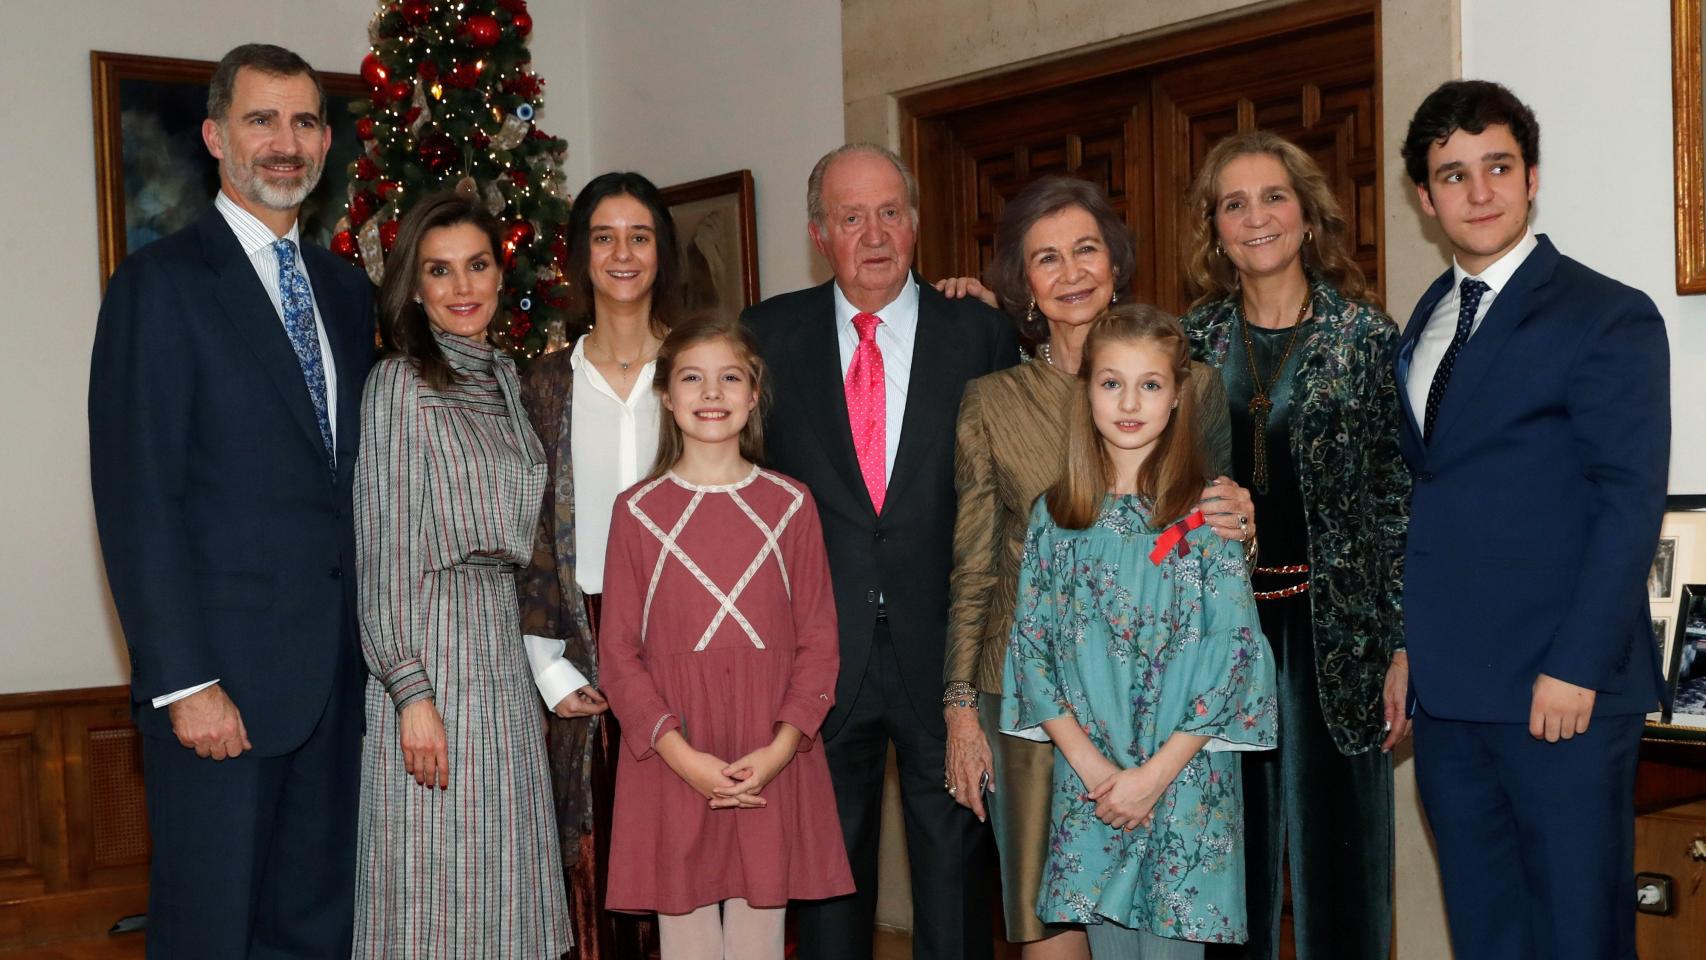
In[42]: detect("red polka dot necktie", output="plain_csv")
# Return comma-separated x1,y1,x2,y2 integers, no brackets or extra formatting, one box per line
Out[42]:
846,311,886,513
1423,277,1489,443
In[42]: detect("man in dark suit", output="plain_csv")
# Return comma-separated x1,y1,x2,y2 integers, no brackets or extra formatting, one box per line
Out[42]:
89,44,374,959
1396,80,1669,960
743,144,1016,959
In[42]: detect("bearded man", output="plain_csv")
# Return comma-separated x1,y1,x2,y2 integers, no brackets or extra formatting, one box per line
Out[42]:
88,42,375,959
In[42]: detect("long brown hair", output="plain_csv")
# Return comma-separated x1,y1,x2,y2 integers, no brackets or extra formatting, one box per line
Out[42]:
1182,130,1372,307
644,314,768,481
377,190,504,389
1045,305,1206,530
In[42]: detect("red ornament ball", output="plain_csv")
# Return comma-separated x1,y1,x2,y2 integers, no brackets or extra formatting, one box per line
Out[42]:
400,0,430,24
331,229,359,260
509,169,529,189
376,179,401,202
349,191,379,227
503,72,542,99
389,80,413,104
511,10,532,36
466,14,501,47
355,116,375,140
360,53,388,89
497,0,527,12
448,59,483,89
354,155,380,181
380,219,401,252
508,312,533,341
418,58,439,82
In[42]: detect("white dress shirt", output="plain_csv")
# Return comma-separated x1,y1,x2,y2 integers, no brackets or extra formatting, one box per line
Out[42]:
1405,228,1538,418
832,278,920,480
521,333,661,709
152,193,340,710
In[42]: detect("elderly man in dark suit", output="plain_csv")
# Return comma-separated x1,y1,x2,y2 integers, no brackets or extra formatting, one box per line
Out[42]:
743,144,1016,959
1396,80,1669,960
89,44,374,959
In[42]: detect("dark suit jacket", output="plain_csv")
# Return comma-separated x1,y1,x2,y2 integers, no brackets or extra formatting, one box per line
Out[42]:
1395,234,1668,722
744,278,1019,739
90,206,375,754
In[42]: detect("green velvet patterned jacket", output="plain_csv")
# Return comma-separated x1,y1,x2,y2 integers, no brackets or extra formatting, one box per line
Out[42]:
1182,277,1410,755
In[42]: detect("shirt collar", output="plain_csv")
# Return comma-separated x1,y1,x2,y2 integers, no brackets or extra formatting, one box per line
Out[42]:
1452,227,1537,295
215,190,301,257
832,276,919,337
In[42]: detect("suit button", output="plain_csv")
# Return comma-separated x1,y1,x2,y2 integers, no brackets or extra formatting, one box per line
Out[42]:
330,566,342,579
866,590,877,603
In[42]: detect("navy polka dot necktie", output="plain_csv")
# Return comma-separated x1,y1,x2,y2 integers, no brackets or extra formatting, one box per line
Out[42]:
1423,277,1489,443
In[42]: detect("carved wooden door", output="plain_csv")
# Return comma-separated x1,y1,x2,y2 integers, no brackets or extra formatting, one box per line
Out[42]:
907,3,1378,314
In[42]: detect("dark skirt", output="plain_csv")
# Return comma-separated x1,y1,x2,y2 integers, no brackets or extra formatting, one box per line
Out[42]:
557,593,659,960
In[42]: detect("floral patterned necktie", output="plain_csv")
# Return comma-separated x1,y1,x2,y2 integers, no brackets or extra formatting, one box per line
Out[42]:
274,238,334,474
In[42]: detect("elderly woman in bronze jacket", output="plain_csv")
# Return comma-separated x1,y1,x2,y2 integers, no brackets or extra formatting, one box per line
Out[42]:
936,176,1253,959
1181,131,1410,960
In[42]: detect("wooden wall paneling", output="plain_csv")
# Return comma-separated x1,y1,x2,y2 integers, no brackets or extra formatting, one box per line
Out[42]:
1633,800,1706,960
0,687,148,950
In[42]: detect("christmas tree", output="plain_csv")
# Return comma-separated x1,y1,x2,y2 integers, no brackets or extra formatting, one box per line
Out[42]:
336,0,573,360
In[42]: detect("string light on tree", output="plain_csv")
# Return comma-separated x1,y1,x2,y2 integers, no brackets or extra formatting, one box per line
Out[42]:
339,0,572,360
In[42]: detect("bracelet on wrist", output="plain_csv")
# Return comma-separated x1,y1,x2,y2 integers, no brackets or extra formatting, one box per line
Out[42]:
942,681,979,710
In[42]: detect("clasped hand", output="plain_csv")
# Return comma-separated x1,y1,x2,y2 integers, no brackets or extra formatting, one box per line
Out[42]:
1086,761,1168,832
660,726,802,810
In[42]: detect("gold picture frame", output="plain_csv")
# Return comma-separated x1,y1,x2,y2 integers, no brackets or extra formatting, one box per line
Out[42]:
1673,0,1706,294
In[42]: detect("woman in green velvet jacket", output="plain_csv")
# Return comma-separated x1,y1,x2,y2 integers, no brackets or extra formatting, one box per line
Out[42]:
1179,130,1410,960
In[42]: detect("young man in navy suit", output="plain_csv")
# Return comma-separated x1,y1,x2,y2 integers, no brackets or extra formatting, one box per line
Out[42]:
1396,80,1669,960
90,45,374,958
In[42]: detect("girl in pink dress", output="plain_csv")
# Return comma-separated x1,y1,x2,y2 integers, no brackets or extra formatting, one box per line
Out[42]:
600,315,853,959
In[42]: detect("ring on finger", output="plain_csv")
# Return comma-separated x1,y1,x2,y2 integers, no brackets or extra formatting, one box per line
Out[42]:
947,785,958,796
1238,515,1248,528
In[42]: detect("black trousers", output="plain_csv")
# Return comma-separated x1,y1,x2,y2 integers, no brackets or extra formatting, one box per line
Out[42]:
793,619,993,960
141,661,360,959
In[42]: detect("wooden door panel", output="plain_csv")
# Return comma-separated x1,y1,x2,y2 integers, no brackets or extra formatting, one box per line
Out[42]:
909,5,1378,316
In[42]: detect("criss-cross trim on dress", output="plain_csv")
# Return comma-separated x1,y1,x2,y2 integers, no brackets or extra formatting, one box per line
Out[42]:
625,467,805,651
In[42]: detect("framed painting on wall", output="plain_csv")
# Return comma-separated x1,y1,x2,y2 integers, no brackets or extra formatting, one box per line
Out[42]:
91,50,366,289
659,170,760,324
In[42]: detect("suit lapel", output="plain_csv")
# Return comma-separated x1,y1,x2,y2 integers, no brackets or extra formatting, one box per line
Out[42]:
885,285,959,510
199,211,330,469
1427,237,1560,446
1397,270,1453,455
795,284,869,512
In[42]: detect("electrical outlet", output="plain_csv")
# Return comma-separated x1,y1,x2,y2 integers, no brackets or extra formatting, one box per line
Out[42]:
1635,872,1673,916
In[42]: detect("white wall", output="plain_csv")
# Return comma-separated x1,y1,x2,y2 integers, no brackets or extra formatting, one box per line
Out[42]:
579,0,844,297
0,0,590,693
1462,0,1706,493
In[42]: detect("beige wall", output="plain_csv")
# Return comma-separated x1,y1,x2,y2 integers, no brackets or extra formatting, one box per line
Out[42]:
0,0,590,693
579,0,843,297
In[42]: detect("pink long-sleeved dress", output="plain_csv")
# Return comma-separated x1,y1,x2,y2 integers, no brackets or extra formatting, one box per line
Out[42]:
600,466,853,914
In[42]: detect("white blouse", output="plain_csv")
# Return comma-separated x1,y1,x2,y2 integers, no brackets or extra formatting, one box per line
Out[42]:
569,332,661,595
523,333,663,708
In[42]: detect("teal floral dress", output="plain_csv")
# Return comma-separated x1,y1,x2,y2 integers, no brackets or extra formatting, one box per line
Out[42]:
1000,496,1277,944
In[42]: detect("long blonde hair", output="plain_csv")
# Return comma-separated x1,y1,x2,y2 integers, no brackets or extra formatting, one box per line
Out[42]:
643,314,768,482
1182,130,1372,307
1045,305,1207,530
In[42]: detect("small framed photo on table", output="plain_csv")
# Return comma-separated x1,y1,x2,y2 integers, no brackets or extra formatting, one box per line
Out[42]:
1661,585,1706,730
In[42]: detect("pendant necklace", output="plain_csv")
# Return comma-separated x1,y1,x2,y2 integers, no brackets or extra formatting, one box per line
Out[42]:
1239,291,1311,495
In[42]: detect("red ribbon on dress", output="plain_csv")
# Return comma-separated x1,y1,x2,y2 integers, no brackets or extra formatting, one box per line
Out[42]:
1148,509,1207,566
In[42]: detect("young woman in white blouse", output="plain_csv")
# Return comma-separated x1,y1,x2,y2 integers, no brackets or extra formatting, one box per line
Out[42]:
517,170,685,960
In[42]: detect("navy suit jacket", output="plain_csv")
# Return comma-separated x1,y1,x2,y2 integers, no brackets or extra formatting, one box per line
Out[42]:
1396,234,1668,722
90,206,375,754
743,278,1018,740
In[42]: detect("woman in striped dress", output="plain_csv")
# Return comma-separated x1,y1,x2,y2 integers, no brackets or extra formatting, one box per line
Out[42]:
353,191,571,958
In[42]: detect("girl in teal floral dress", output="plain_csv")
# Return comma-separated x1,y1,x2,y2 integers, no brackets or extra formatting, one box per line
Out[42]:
1001,305,1278,958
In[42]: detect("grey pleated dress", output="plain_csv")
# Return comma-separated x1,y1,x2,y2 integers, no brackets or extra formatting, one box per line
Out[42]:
352,330,571,959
